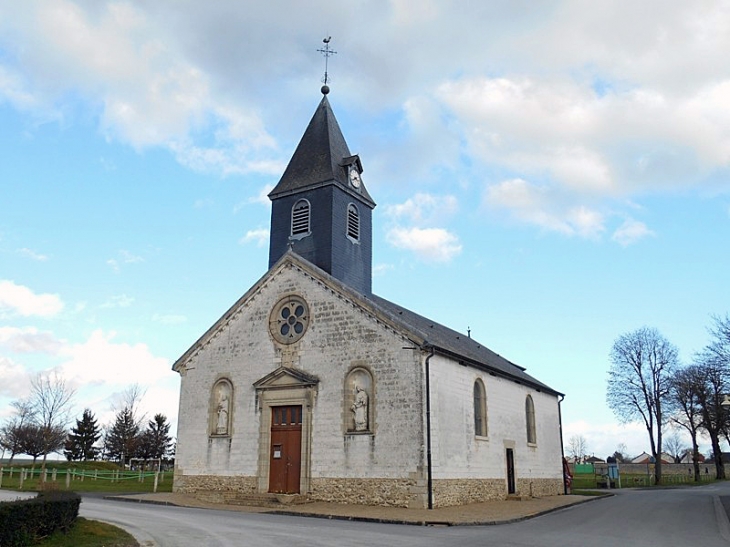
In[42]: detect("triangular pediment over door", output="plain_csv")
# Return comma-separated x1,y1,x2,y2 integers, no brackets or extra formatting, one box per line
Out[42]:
253,367,320,392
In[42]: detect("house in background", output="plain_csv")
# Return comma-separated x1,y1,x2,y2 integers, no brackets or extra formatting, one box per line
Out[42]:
631,452,674,465
172,86,565,508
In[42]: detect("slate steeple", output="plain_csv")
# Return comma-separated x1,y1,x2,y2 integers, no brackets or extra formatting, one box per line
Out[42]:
268,90,376,295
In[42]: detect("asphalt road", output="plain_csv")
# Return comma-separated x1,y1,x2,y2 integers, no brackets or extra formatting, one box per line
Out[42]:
3,484,730,546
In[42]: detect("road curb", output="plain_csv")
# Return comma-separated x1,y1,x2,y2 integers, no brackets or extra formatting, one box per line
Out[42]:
103,493,609,526
270,494,609,526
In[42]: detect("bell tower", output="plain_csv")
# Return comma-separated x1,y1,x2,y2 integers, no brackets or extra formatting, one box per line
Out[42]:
267,87,376,295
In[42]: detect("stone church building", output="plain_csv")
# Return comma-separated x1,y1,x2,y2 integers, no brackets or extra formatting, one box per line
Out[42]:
172,87,565,508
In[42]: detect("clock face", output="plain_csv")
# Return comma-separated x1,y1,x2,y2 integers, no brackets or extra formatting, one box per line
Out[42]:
349,167,361,188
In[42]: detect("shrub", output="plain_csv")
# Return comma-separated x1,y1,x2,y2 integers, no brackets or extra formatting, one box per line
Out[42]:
0,491,81,547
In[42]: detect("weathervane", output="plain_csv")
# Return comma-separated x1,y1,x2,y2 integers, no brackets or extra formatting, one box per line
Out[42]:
317,37,337,93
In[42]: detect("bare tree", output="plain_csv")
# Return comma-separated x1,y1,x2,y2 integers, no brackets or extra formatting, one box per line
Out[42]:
693,350,730,479
29,371,76,471
111,384,146,425
668,364,705,481
607,327,679,484
662,431,686,463
707,314,730,365
566,434,588,462
614,443,629,462
0,399,36,464
17,423,46,470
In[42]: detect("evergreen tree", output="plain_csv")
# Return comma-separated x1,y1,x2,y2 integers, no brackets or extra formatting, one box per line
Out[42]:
138,414,173,464
104,407,140,467
64,408,101,461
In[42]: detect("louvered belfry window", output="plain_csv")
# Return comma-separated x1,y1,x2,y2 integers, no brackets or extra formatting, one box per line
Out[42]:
291,199,310,236
347,203,360,241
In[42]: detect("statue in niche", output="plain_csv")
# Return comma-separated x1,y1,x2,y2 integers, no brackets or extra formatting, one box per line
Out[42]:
351,385,369,431
216,391,230,435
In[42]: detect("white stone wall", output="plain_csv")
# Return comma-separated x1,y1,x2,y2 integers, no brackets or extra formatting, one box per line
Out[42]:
429,354,563,488
175,258,563,505
175,261,425,489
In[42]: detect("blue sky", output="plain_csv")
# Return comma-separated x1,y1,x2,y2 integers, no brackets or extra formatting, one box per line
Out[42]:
1,0,729,460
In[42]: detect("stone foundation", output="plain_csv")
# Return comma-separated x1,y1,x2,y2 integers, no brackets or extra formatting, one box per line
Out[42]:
309,477,420,508
433,479,506,507
432,478,563,507
173,473,258,501
516,478,563,498
174,472,563,509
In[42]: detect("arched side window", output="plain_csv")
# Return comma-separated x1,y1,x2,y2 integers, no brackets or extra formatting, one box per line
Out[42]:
291,199,311,238
346,203,360,241
525,394,537,444
473,379,487,437
345,367,373,433
210,379,233,437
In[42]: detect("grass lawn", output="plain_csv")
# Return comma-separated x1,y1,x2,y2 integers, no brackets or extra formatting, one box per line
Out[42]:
35,517,139,547
0,466,173,494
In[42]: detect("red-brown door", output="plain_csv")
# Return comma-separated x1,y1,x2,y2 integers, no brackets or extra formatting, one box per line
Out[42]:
269,405,302,494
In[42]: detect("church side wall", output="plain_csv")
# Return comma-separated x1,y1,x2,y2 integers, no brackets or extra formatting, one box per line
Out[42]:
429,354,563,507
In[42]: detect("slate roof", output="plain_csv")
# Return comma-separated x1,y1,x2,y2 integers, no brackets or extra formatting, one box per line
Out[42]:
268,94,375,206
366,293,562,396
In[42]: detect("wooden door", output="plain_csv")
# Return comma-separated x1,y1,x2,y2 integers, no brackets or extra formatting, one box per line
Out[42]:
506,448,516,494
269,405,302,494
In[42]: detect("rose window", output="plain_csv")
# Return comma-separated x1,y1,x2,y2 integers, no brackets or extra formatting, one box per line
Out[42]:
269,295,310,344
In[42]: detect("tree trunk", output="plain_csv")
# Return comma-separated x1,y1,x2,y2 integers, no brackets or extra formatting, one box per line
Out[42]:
710,432,725,479
648,426,661,485
692,448,701,482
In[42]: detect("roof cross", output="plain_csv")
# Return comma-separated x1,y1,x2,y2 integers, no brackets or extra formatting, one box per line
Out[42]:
317,37,337,87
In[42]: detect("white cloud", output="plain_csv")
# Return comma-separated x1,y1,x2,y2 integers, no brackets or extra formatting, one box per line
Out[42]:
439,72,730,199
385,193,458,226
17,248,49,261
567,206,606,239
240,228,269,247
249,184,275,206
0,1,278,176
484,179,605,239
193,198,214,209
107,250,144,272
372,263,394,277
484,178,606,238
0,326,62,354
0,280,63,317
612,218,655,246
58,329,171,388
386,227,462,263
100,294,134,309
233,184,275,213
385,193,462,262
0,357,30,397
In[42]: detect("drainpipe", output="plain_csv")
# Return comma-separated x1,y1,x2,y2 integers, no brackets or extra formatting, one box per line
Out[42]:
424,344,435,509
558,393,567,494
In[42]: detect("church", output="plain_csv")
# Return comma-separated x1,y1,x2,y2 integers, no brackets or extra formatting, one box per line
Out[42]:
172,85,565,508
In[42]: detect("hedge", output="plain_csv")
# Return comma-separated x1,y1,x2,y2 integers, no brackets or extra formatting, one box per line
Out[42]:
0,491,81,547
